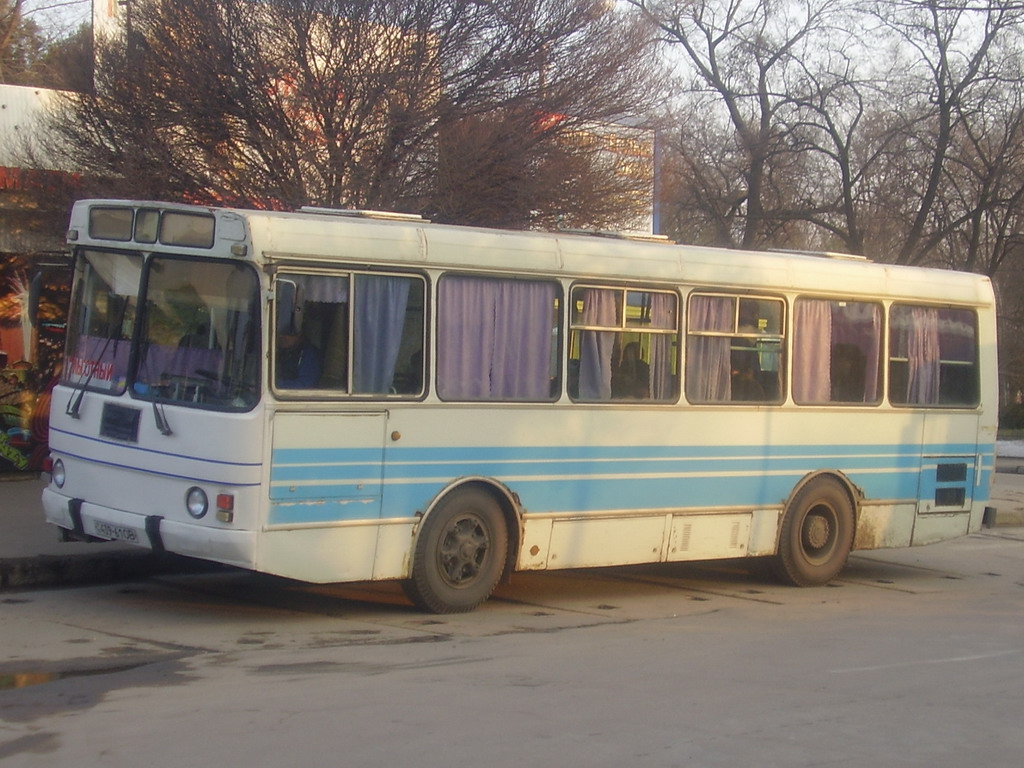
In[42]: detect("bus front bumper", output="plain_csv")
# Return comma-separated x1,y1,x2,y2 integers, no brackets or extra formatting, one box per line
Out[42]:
42,487,257,570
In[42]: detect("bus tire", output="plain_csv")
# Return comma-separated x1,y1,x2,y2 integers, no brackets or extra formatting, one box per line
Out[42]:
774,476,854,587
403,487,508,614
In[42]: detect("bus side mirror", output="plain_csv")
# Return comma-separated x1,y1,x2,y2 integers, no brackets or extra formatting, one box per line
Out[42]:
29,272,42,321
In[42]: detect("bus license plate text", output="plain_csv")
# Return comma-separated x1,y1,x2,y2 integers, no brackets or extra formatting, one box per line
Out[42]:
93,522,139,543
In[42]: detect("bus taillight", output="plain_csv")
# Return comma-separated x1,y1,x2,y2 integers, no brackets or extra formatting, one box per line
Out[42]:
216,494,234,523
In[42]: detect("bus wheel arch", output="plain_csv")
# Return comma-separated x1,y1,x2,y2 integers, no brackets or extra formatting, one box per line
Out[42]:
402,479,521,613
774,472,859,587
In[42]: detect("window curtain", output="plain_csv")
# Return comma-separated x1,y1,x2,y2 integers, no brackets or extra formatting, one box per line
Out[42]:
578,288,618,400
438,276,555,400
291,274,349,303
490,280,556,399
686,296,733,401
793,299,832,402
906,306,940,404
354,275,411,394
649,293,675,400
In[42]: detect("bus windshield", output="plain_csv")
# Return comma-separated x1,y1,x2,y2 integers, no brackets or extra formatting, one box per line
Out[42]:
64,250,142,395
63,250,261,411
133,255,261,410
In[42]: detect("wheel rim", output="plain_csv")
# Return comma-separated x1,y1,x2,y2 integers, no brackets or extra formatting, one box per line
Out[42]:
800,502,838,565
437,513,490,588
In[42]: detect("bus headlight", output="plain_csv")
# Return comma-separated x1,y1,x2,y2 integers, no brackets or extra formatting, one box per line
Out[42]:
186,487,209,519
52,459,66,488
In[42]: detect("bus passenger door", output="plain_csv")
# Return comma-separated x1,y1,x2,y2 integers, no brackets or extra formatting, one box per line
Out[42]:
913,413,979,545
269,410,388,526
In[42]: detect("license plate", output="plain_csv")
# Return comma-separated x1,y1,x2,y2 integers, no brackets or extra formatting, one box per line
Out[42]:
92,521,141,543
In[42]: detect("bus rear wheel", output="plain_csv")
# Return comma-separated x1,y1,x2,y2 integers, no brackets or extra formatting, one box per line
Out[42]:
774,476,854,587
403,487,508,613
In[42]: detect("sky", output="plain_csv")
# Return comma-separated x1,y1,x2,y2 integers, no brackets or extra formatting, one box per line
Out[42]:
23,0,92,38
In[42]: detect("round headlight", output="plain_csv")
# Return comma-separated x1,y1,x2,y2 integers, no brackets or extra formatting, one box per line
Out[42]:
185,487,209,518
52,459,66,488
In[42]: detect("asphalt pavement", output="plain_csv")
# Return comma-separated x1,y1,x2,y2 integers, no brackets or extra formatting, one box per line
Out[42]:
3,464,1024,591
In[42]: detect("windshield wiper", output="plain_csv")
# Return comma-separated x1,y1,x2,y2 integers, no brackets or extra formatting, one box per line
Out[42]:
152,401,173,436
65,334,117,419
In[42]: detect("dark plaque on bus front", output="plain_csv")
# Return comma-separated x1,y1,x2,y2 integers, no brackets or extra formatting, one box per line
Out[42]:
100,403,141,443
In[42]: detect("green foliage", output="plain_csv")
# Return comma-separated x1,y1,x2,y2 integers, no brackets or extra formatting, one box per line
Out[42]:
1,0,46,85
1,2,91,89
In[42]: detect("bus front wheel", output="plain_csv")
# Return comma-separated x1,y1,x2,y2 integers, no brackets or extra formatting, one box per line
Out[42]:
774,476,854,587
403,487,508,613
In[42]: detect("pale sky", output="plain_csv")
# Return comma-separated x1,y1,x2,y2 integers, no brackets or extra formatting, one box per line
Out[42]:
23,0,92,37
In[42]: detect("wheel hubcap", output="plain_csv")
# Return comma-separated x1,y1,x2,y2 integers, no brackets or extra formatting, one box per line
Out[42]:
805,515,830,549
801,504,837,562
439,515,489,587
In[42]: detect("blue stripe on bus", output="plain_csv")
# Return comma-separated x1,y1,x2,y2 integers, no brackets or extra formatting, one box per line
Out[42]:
274,442,986,465
266,442,994,526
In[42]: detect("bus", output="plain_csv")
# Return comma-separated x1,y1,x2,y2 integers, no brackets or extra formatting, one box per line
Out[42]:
42,199,997,612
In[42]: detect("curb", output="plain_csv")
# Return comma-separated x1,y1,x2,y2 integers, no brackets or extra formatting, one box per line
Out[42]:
0,551,224,590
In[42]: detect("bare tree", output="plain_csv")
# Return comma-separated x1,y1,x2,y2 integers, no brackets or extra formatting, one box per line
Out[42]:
433,108,656,229
629,0,845,249
866,0,1024,266
38,0,661,228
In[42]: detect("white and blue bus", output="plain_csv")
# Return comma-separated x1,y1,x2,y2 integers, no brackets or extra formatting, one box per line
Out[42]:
42,200,997,612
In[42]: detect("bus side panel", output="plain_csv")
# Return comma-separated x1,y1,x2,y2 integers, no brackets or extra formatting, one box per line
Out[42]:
853,503,917,550
267,410,388,526
257,409,394,583
255,526,396,583
910,411,980,546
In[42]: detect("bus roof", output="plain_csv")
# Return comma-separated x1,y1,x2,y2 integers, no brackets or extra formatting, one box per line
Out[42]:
70,200,994,307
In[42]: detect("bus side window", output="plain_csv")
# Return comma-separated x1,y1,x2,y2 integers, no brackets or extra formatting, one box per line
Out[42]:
569,286,678,403
274,274,347,392
889,305,978,407
275,271,426,397
436,275,560,402
686,294,784,404
792,298,882,405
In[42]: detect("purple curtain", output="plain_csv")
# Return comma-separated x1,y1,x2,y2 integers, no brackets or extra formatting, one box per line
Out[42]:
438,276,555,400
491,281,556,399
649,293,675,400
686,296,733,402
135,344,223,385
907,306,940,404
354,275,411,394
793,300,832,402
578,288,618,400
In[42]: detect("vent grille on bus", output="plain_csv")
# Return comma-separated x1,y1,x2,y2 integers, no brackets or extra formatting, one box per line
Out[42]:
298,207,426,222
779,248,870,262
558,228,674,244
